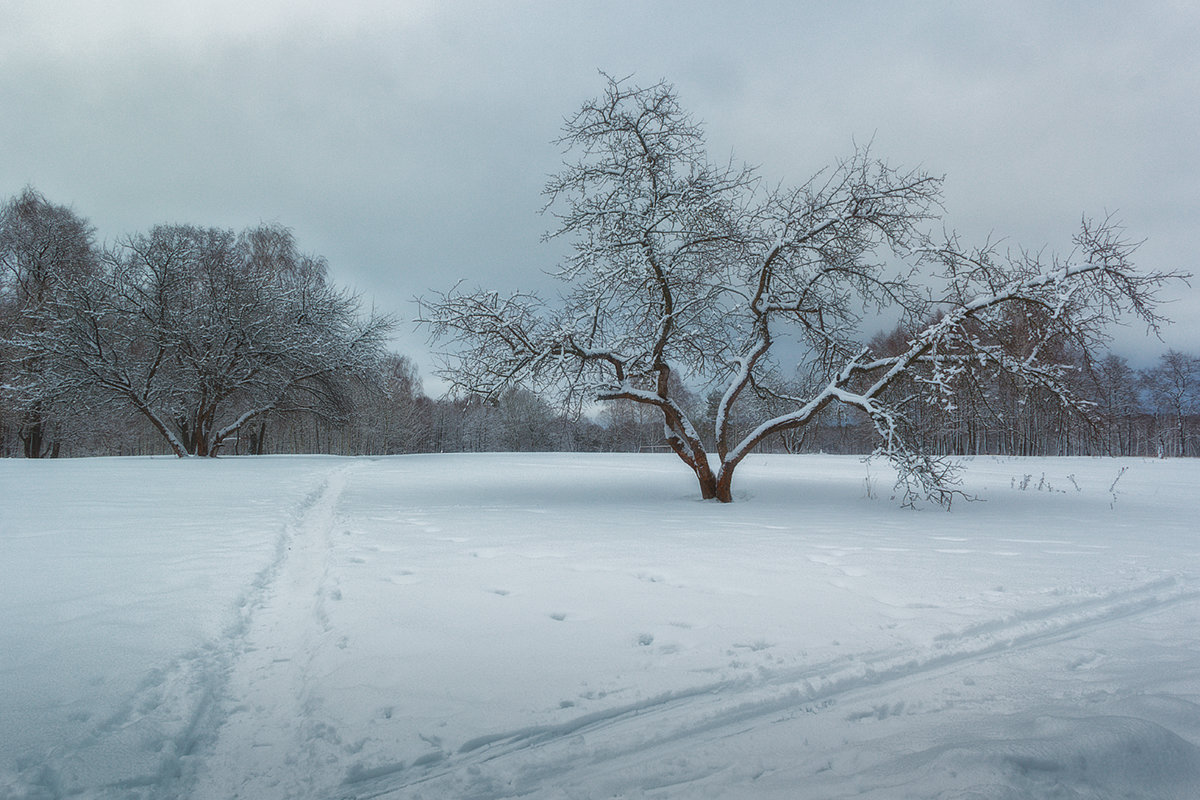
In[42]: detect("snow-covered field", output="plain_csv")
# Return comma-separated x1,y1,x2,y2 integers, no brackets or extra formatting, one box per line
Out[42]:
1,453,1198,799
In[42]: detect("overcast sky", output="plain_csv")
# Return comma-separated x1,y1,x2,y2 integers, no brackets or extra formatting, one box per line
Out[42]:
3,0,1197,382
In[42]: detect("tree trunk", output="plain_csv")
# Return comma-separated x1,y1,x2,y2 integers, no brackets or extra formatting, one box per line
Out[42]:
714,458,741,503
251,421,267,455
20,420,44,459
131,403,190,457
695,465,718,500
19,412,54,458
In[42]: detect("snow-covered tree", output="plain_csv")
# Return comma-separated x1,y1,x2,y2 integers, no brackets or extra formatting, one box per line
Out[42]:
11,222,392,457
420,75,1183,502
0,187,99,457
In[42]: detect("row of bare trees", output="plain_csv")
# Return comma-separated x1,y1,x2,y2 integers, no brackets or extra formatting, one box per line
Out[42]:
2,177,1192,467
0,187,392,458
855,323,1199,459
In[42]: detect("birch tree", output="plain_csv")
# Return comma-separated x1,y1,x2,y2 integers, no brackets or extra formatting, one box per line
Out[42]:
421,75,1182,502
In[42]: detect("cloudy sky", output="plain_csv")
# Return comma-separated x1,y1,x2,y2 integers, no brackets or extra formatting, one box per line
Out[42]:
3,0,1197,381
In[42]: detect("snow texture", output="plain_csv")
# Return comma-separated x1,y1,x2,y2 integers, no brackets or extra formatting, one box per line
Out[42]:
1,453,1198,799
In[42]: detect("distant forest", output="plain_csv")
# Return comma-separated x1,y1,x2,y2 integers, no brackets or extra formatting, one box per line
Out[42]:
3,188,1197,460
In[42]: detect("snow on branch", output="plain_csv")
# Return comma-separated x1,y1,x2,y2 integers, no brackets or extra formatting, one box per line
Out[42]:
422,74,1186,503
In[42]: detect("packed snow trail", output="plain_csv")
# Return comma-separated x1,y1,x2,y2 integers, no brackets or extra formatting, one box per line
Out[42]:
0,457,347,799
190,464,355,799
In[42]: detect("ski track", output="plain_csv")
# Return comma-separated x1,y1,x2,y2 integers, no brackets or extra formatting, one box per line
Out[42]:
339,574,1200,800
17,462,354,800
189,463,354,800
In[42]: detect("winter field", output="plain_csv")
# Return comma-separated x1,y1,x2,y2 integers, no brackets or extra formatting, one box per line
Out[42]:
1,454,1198,799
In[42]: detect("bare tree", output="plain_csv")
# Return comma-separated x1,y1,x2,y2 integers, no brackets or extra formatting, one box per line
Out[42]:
330,353,435,455
421,75,1184,502
1141,350,1200,457
0,187,98,457
13,222,392,457
1084,353,1144,456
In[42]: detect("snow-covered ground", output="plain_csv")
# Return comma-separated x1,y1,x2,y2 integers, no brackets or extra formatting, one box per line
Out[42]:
1,453,1198,799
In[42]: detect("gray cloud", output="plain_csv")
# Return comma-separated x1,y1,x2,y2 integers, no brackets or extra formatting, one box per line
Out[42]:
3,0,1196,379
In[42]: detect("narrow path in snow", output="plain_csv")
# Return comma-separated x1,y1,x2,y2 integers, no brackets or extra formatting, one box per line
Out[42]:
189,463,353,800
4,464,352,799
342,574,1200,799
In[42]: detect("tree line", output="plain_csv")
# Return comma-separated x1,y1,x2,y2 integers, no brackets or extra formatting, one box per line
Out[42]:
0,187,392,458
2,184,1194,464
